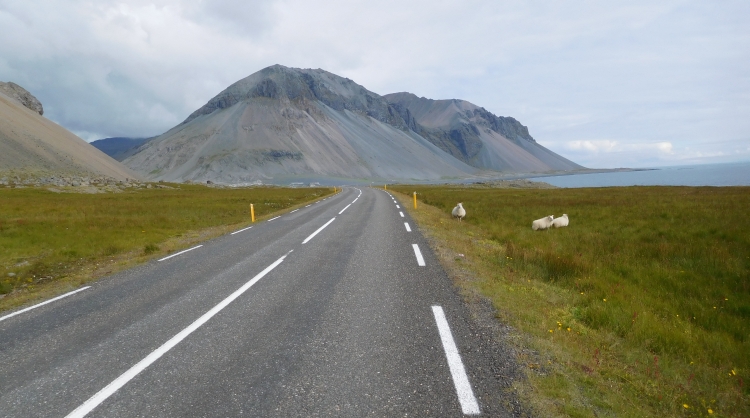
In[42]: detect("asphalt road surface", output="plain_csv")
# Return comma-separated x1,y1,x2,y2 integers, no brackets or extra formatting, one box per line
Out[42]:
1,187,514,417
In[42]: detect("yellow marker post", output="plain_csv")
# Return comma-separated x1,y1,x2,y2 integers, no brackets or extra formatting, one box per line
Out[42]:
384,184,387,190
413,191,417,209
250,204,255,222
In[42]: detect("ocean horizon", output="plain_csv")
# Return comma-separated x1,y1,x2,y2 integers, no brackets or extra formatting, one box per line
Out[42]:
531,161,750,188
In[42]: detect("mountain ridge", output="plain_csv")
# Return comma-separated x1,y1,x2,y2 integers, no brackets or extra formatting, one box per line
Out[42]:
123,65,581,184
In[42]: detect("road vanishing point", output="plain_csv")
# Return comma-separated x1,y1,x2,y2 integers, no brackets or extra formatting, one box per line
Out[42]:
1,187,513,417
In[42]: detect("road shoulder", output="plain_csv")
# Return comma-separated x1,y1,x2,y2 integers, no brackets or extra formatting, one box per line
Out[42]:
392,190,533,417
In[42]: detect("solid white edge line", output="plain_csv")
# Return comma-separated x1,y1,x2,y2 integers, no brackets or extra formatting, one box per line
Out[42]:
158,245,203,262
431,306,481,415
412,244,426,266
302,217,336,244
399,211,404,217
230,226,253,235
65,255,287,418
305,204,311,207
267,216,281,222
339,204,352,214
404,222,411,232
0,286,92,323
290,209,299,213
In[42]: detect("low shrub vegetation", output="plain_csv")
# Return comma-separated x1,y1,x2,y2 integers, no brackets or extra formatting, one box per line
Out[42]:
0,183,331,310
391,185,749,417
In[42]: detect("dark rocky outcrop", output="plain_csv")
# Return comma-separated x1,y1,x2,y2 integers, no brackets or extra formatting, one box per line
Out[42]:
384,92,583,172
0,82,44,115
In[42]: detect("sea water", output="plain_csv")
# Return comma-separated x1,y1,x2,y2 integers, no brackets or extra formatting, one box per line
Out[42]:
531,161,750,188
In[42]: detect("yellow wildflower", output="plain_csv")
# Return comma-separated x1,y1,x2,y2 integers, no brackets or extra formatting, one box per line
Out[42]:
683,404,689,409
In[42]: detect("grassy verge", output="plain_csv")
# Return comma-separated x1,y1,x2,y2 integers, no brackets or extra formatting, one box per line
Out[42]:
390,185,749,417
0,184,334,312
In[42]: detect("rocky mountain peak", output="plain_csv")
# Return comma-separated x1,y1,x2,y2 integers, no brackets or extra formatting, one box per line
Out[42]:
182,65,410,129
0,81,44,115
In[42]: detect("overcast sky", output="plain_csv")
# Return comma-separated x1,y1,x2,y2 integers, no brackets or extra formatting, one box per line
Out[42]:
1,0,748,168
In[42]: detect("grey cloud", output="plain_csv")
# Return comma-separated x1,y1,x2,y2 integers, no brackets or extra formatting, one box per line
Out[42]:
0,0,747,167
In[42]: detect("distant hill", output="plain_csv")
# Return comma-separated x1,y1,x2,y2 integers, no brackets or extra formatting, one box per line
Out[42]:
90,137,152,161
0,83,140,181
123,65,582,184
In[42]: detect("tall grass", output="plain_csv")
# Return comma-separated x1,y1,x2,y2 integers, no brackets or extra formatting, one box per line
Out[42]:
392,185,749,417
0,184,330,301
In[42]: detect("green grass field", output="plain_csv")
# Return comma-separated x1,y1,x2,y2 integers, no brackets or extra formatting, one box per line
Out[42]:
391,185,749,417
0,184,332,309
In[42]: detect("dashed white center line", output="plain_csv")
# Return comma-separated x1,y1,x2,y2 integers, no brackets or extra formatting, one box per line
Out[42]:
432,306,481,415
399,211,404,217
158,245,203,261
267,216,281,222
412,244,426,266
339,204,352,214
0,286,92,323
230,226,253,235
396,205,400,208
404,222,411,232
302,217,336,244
65,255,288,418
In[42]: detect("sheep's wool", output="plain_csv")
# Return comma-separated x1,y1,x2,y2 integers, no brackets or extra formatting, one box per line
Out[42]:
532,215,554,230
452,203,466,220
552,214,569,228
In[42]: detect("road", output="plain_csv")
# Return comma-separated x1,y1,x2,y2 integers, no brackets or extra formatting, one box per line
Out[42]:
0,187,514,417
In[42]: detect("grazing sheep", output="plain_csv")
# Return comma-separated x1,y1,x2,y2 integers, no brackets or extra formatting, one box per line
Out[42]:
452,203,466,221
532,215,554,231
552,214,569,228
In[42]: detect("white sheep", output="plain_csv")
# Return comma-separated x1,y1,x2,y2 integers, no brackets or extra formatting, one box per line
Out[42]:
552,214,569,228
452,203,466,221
532,215,554,231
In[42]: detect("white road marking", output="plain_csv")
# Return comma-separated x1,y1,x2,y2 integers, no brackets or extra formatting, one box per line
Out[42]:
339,204,352,214
396,205,400,208
230,226,253,235
305,205,311,207
399,211,404,217
65,255,287,418
404,222,411,232
352,198,358,203
158,245,203,261
267,216,281,222
0,286,92,323
302,217,336,244
412,244,426,266
431,306,481,415
290,209,299,213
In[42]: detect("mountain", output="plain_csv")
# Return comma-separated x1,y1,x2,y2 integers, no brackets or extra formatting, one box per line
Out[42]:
0,83,140,181
384,92,582,172
0,82,44,116
91,137,152,161
123,65,581,184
